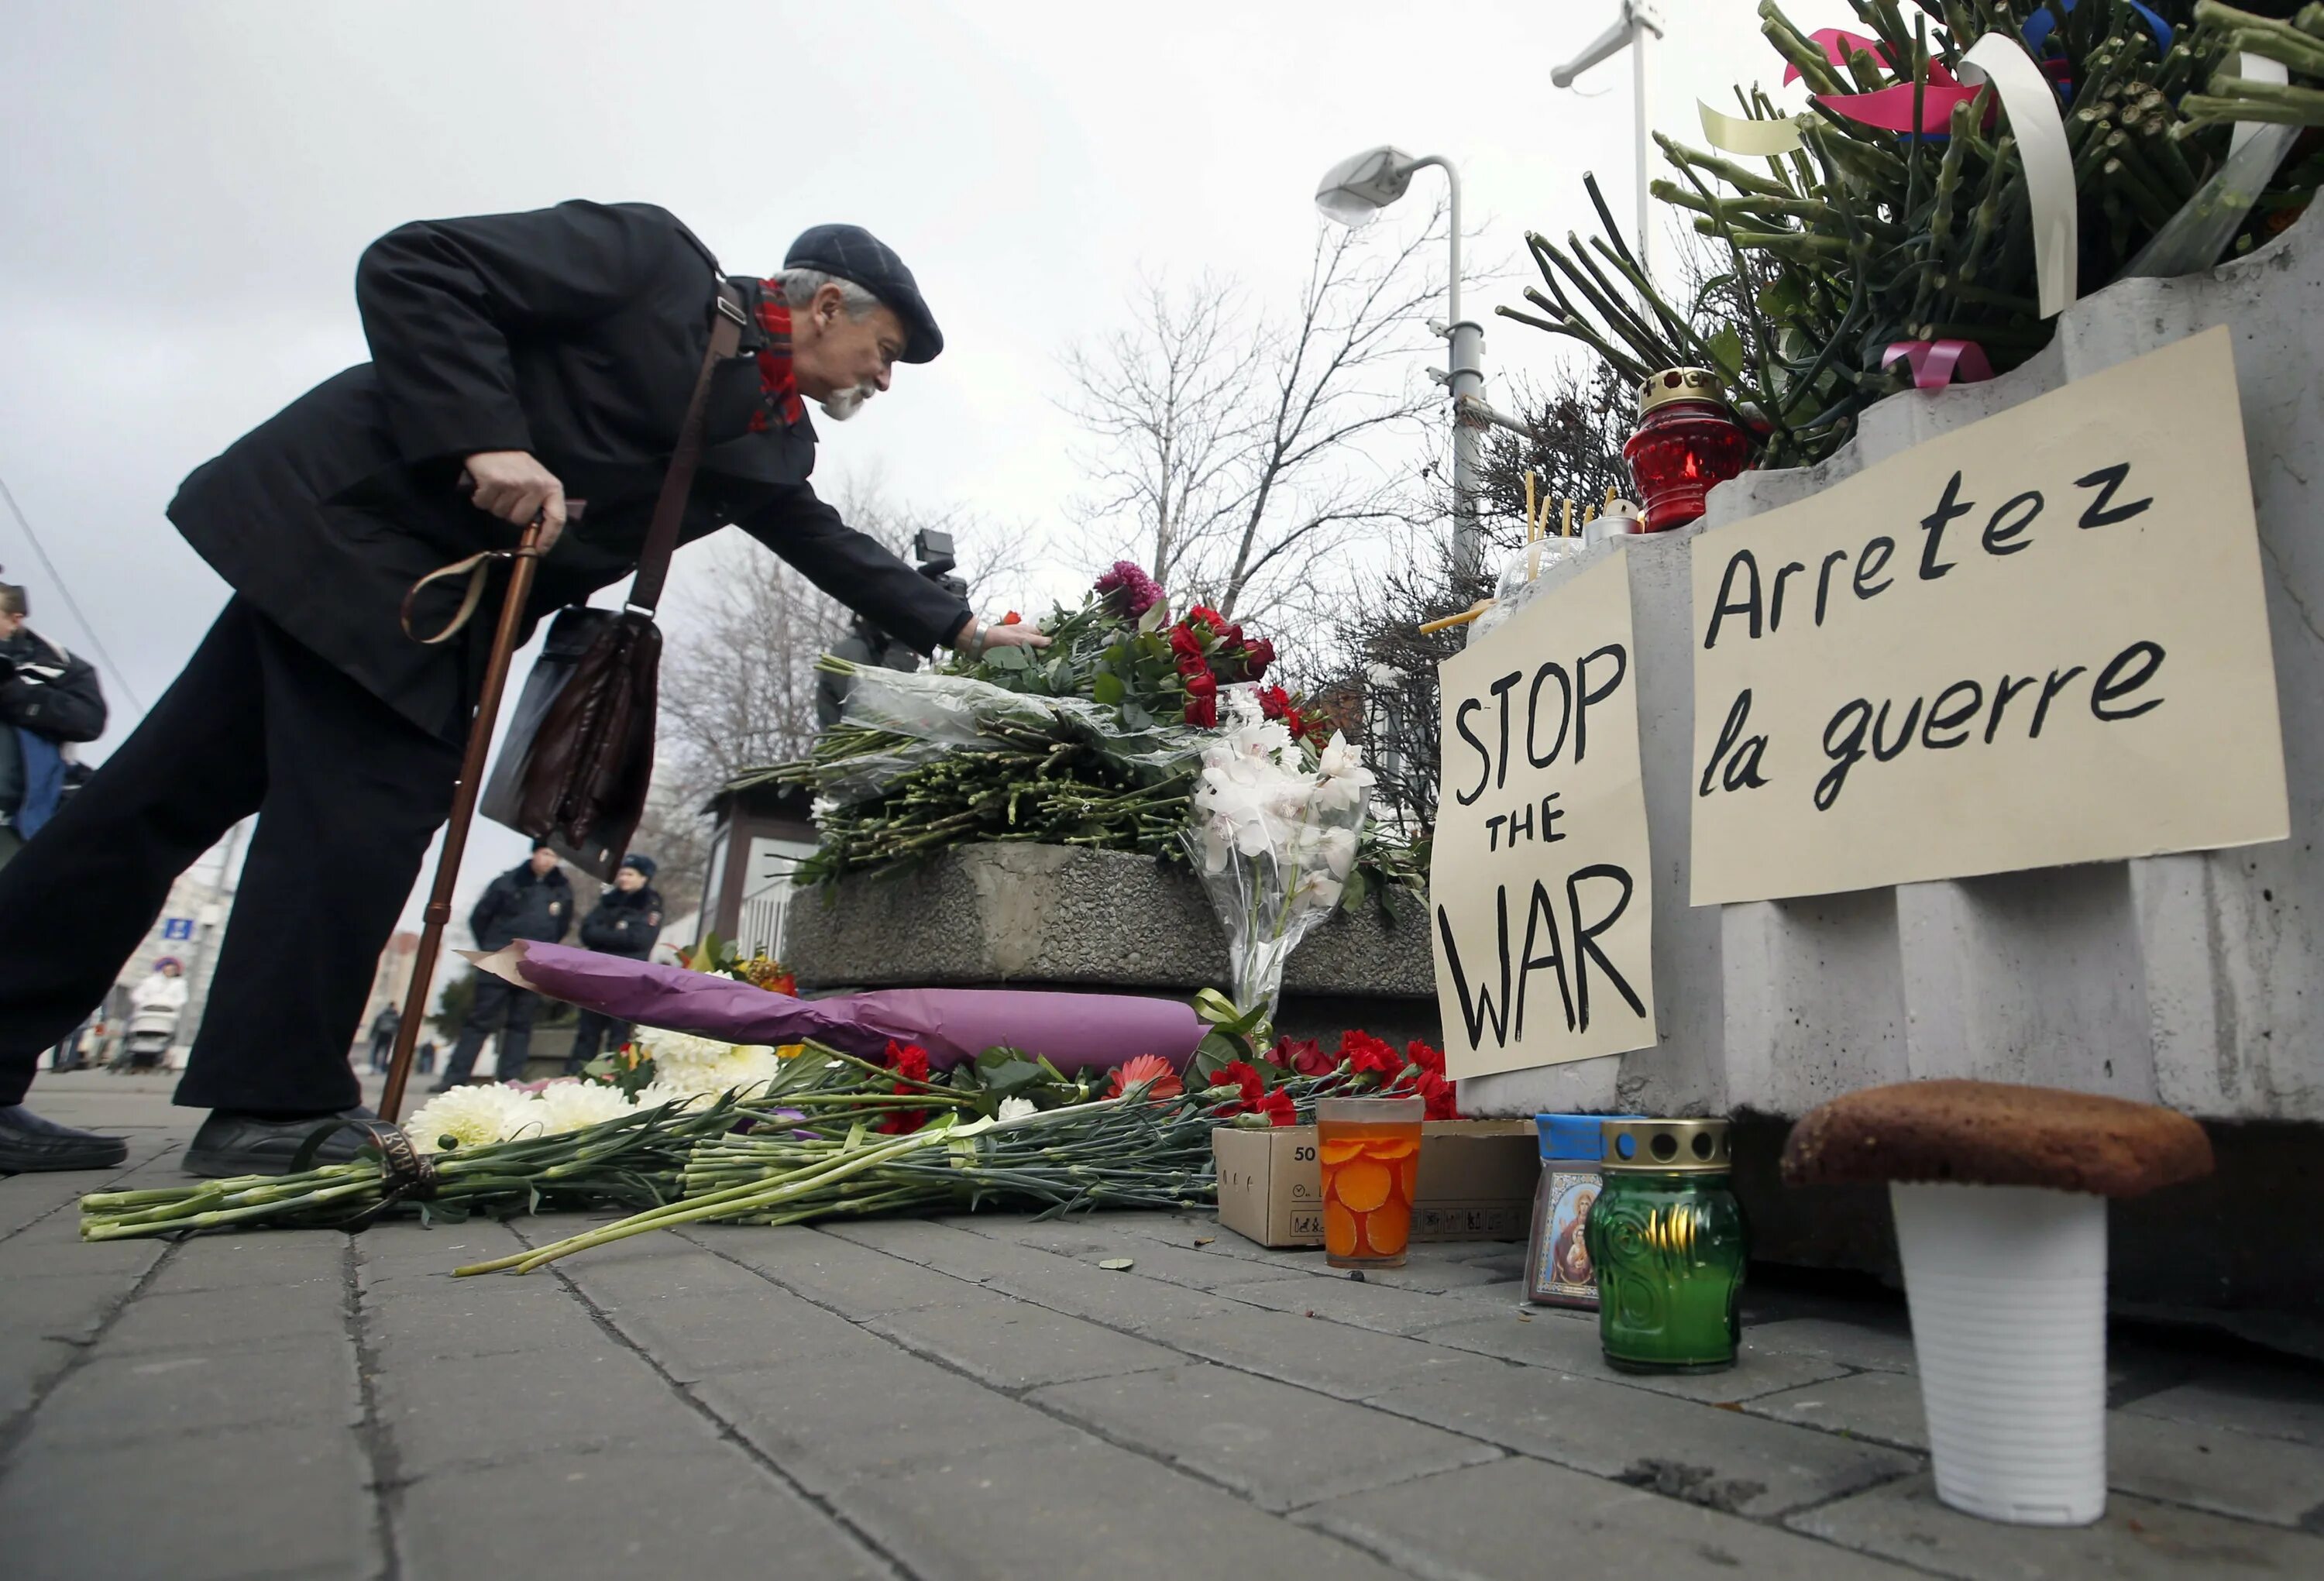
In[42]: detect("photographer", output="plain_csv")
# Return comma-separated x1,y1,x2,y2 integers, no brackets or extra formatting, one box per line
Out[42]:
0,201,1048,1177
0,580,106,871
816,528,965,729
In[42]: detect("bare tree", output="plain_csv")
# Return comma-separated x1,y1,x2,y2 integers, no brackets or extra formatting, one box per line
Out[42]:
1062,205,1460,633
653,474,1037,829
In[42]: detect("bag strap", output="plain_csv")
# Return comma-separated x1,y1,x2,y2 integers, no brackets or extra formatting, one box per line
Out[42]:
623,284,748,619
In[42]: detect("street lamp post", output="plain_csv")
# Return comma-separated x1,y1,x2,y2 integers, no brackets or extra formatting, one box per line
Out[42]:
1552,0,1668,285
1314,146,1488,586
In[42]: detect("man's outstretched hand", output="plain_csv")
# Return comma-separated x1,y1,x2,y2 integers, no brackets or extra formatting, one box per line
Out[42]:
954,615,1051,657
463,450,567,551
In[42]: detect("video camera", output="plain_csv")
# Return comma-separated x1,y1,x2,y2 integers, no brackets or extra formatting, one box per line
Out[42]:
913,528,969,602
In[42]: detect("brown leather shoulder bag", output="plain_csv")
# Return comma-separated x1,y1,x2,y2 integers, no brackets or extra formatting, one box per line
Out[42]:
407,286,746,880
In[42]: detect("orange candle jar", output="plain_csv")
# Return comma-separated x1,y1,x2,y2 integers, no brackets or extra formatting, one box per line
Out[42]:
1315,1095,1425,1268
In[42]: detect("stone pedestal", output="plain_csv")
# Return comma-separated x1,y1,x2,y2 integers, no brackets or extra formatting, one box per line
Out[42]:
782,844,1442,1048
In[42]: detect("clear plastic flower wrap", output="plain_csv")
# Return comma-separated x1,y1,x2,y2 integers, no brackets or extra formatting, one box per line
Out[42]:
1181,686,1376,1026
812,663,1205,804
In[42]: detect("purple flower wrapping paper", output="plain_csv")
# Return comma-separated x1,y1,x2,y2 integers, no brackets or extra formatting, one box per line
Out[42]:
466,943,1204,1071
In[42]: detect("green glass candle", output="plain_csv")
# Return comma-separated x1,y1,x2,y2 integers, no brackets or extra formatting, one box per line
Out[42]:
1587,1119,1747,1373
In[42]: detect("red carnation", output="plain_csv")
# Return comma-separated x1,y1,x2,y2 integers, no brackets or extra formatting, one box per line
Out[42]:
884,1040,930,1084
1415,1068,1459,1121
1338,1029,1402,1078
1406,1040,1447,1077
1208,1060,1269,1116
878,1040,933,1133
1252,1088,1297,1126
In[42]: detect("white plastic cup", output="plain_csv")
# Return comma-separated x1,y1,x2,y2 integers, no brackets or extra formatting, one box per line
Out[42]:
1889,1181,2109,1526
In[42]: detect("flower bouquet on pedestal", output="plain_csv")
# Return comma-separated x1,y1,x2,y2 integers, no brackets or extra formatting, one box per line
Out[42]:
1184,685,1376,1043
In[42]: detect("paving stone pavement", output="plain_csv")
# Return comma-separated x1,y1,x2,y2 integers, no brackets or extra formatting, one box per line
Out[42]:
5,1074,2324,1579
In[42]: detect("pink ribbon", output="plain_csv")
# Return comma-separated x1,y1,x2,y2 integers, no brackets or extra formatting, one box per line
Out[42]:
1783,28,1959,87
1882,340,1996,390
1778,26,1975,135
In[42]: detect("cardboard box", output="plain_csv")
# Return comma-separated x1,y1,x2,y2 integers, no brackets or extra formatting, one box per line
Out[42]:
1212,1120,1537,1249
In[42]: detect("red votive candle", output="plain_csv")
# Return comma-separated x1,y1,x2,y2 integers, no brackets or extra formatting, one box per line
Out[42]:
1622,368,1752,532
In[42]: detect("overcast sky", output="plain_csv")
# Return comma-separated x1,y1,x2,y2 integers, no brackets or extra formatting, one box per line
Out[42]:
0,0,1853,945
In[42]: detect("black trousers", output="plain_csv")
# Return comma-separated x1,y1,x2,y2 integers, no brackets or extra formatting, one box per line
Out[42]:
564,1006,632,1074
441,973,540,1084
0,599,459,1109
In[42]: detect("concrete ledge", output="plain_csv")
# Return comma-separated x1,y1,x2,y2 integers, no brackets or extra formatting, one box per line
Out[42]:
782,844,1441,1044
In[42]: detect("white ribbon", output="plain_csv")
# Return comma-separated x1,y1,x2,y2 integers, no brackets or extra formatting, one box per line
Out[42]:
1958,33,2078,319
1698,100,1803,156
2229,50,2290,163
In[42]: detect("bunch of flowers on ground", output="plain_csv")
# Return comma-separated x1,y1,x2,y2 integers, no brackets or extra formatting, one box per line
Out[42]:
79,1013,1452,1246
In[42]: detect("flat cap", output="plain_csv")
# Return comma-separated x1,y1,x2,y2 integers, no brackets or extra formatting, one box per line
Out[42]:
785,223,942,363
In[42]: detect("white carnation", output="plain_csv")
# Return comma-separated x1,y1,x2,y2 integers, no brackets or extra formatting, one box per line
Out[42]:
404,1084,545,1154
998,1096,1039,1122
535,1080,637,1135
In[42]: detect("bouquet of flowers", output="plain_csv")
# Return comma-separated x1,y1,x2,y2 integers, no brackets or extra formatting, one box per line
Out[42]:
751,560,1420,905
1184,686,1377,1028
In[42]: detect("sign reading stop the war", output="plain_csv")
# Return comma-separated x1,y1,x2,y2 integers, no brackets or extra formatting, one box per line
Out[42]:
1429,552,1659,1081
1689,327,2288,905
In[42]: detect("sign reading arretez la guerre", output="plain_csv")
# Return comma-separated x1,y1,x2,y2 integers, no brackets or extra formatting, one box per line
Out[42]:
1430,552,1660,1081
1690,326,2288,906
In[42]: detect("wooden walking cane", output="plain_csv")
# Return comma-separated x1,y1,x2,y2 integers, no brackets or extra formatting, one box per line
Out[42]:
379,518,549,1123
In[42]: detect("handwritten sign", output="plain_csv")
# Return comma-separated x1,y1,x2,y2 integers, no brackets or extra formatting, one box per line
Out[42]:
1690,327,2288,906
1431,552,1659,1079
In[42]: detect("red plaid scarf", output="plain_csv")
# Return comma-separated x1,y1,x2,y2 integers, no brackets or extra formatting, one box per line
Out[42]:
749,286,807,432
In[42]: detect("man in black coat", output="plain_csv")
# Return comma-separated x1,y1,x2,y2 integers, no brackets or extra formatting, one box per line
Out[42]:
435,844,572,1088
565,852,664,1074
0,201,1049,1176
0,580,108,869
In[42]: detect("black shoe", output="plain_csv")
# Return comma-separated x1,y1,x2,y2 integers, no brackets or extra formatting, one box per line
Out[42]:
0,1105,129,1174
181,1107,380,1178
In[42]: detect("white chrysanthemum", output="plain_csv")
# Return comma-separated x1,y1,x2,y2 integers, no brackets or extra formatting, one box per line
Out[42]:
706,1044,781,1098
535,1080,636,1135
631,1026,730,1074
631,1079,707,1113
998,1096,1038,1122
404,1084,545,1154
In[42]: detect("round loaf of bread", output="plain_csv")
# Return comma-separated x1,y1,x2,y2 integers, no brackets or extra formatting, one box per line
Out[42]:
1781,1080,2212,1197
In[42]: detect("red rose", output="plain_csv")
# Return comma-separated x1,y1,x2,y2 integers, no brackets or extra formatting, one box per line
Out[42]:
1244,638,1275,681
1185,695,1217,728
1169,625,1206,662
1253,1088,1297,1126
1000,611,1023,625
1338,1029,1402,1078
1181,669,1216,699
1272,1036,1334,1077
1186,605,1227,630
